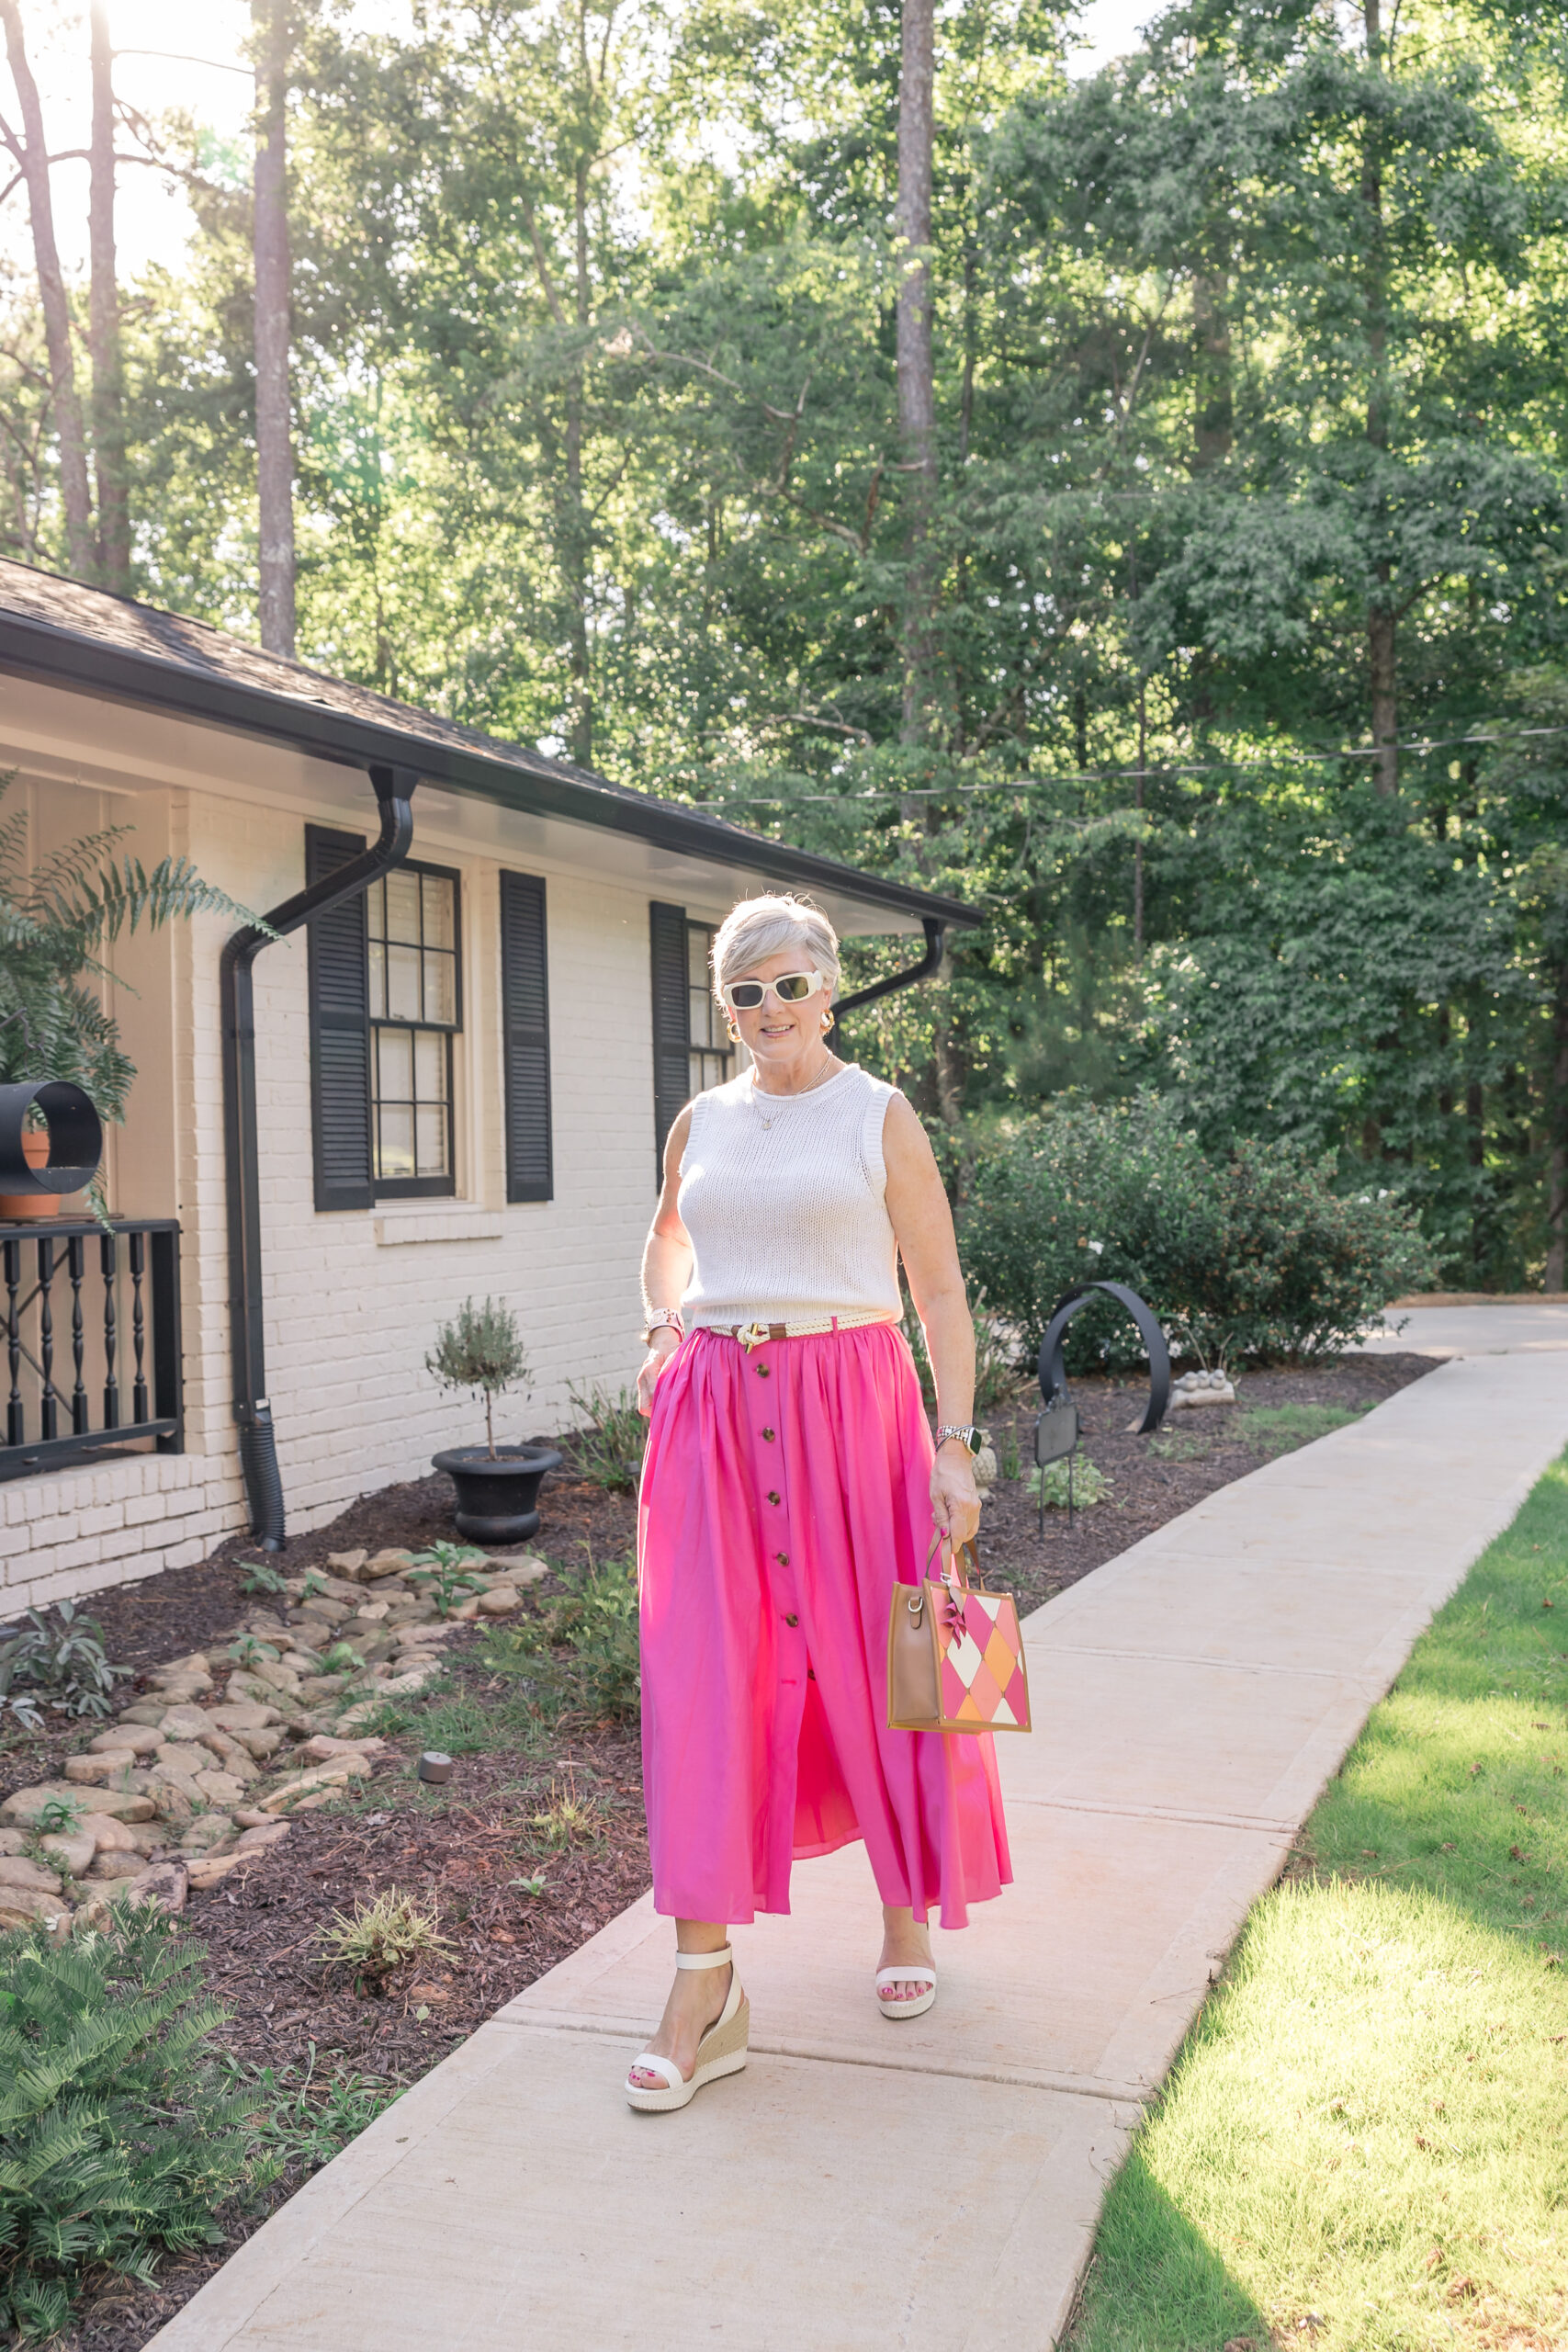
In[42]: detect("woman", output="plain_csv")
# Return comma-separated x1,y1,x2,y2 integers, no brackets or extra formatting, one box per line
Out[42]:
626,892,1010,2113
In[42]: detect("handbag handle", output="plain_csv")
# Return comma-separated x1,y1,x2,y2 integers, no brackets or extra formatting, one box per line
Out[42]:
925,1530,979,1592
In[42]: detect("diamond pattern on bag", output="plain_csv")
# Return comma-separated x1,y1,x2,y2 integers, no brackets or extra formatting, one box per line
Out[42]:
932,1587,1031,1733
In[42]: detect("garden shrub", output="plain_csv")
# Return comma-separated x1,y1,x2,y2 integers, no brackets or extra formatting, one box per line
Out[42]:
0,1908,251,2340
959,1095,1434,1368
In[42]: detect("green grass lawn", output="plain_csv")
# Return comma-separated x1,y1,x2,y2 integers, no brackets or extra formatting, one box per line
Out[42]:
1066,1450,1568,2352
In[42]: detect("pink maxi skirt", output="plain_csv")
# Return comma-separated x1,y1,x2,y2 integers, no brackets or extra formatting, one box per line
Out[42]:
637,1320,1011,1928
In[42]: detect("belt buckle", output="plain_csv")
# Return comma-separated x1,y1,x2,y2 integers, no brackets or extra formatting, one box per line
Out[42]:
737,1320,771,1352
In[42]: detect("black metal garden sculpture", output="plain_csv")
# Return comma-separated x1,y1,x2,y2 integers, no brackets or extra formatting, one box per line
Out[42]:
1033,1279,1171,1532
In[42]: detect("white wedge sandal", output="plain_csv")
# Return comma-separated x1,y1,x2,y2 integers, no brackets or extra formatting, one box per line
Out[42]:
625,1946,750,2113
875,1964,937,2019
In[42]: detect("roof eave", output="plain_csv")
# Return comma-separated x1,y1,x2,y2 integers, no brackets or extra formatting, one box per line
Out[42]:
0,608,984,933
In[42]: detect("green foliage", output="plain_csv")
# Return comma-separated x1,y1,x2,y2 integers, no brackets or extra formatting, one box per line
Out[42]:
0,1603,130,1732
11,0,1568,1284
1026,1454,1111,1510
226,1634,280,1668
1235,1402,1368,1455
238,1561,288,1597
565,1382,646,1493
28,1797,85,1841
405,1545,489,1618
0,1908,252,2340
425,1297,529,1459
482,1559,641,1724
1068,1452,1568,2352
899,1298,1024,1416
321,1890,453,1990
0,773,269,1132
229,2045,402,2183
959,1097,1435,1368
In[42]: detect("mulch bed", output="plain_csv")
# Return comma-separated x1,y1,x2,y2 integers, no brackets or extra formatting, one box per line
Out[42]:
42,1351,1436,2350
979,1351,1438,1615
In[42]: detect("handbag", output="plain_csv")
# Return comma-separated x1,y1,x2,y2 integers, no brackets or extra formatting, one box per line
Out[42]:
886,1532,1032,1736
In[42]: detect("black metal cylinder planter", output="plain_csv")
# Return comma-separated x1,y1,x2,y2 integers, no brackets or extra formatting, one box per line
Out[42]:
431,1444,562,1544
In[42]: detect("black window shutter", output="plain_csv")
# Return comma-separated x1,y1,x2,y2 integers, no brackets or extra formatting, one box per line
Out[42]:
500,870,553,1203
305,825,374,1212
649,899,690,1182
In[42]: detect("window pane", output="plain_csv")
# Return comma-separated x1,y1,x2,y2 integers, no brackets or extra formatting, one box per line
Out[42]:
366,878,385,942
384,869,422,944
423,951,457,1026
413,1028,446,1098
422,874,455,951
415,1103,448,1177
687,927,710,989
386,944,421,1020
378,1102,414,1178
368,940,387,1019
377,1025,412,1100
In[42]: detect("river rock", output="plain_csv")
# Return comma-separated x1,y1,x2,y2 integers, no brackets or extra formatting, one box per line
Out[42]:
85,1849,150,1883
186,1850,250,1890
150,1654,214,1692
298,1734,387,1764
0,1885,70,1931
367,1547,418,1580
2,1781,155,1826
476,1585,520,1615
88,1723,162,1756
118,1701,168,1726
180,1814,236,1853
123,1861,187,1914
380,1665,441,1696
258,1765,353,1813
64,1752,140,1783
0,1854,63,1894
194,1770,249,1808
326,1547,368,1575
208,1696,284,1730
235,1819,293,1850
39,1830,96,1877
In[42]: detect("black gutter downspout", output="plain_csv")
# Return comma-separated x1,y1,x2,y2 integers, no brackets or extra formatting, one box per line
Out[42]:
220,763,418,1548
831,916,946,1046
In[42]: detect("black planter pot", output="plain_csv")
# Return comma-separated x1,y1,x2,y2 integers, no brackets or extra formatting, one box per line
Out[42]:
431,1444,563,1545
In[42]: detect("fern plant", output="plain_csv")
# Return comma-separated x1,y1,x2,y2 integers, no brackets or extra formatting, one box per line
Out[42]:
0,1909,254,2339
0,770,270,1150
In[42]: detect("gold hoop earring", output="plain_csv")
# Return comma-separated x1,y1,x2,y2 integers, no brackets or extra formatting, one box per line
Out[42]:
821,1008,836,1035
726,1017,740,1044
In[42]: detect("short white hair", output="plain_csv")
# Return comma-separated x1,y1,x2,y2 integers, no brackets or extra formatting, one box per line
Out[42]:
711,892,840,999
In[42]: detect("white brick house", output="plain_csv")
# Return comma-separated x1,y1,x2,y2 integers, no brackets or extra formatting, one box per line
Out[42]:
0,564,976,1609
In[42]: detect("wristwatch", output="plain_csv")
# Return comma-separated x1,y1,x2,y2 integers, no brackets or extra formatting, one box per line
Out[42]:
934,1424,986,1454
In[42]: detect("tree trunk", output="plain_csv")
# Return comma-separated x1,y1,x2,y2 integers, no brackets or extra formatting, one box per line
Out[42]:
1,0,96,578
87,1,130,594
896,0,938,750
253,0,295,657
1547,977,1568,1291
1362,0,1396,793
1191,267,1232,470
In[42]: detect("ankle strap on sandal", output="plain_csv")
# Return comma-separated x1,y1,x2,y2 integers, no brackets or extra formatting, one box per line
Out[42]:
674,1945,732,1971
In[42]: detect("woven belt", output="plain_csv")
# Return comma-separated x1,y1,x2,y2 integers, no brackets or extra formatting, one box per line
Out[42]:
717,1314,896,1352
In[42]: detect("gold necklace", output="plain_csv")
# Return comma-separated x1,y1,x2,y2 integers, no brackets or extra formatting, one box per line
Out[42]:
750,1056,840,1130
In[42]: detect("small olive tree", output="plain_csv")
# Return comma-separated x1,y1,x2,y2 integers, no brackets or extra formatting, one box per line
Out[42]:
425,1296,529,1458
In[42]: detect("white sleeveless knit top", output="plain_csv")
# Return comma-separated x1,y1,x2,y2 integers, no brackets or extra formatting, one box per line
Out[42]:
677,1064,903,1329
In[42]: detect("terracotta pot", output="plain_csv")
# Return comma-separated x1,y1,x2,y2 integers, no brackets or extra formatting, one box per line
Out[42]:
0,1131,62,1221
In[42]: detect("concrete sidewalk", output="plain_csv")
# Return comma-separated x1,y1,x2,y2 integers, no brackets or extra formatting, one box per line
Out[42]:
150,1342,1568,2352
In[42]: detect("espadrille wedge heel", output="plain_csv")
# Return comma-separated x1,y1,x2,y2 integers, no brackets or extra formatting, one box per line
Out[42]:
625,1946,750,2113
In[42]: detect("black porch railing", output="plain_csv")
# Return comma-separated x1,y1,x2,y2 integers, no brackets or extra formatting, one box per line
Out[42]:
0,1218,183,1483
